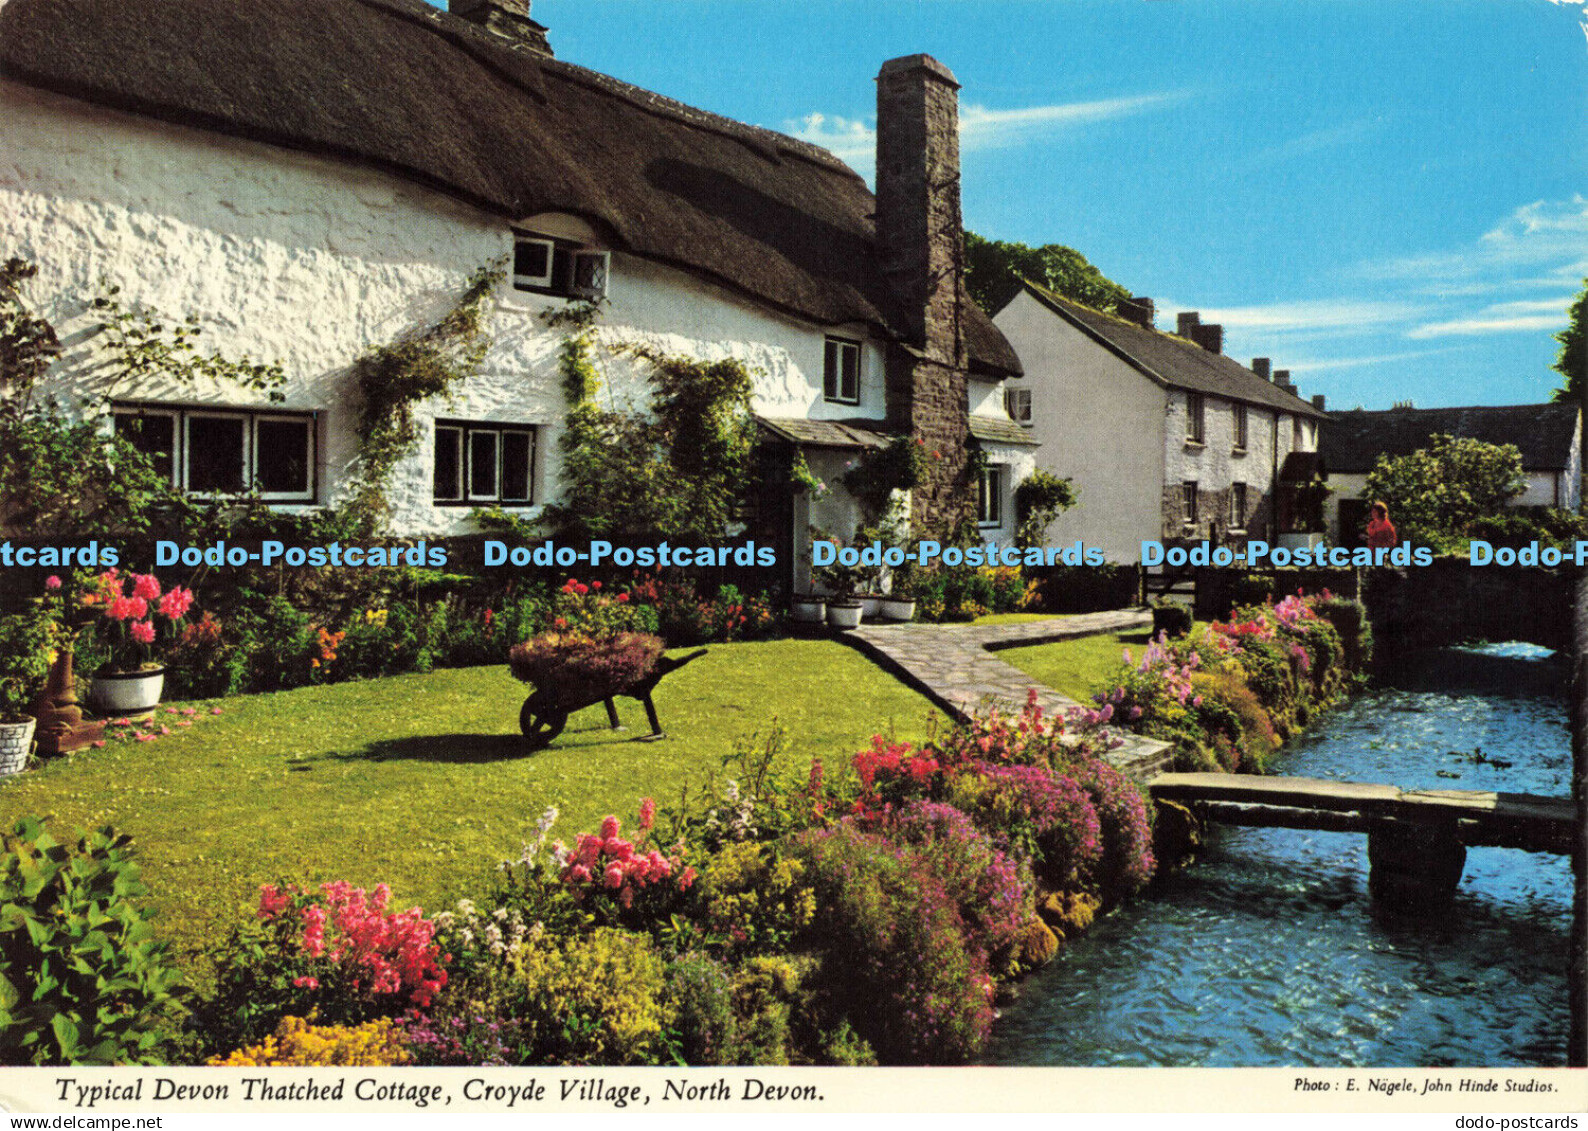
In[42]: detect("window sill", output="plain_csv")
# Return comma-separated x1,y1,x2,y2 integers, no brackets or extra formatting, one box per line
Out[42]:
823,397,862,408
1184,439,1205,451
1231,447,1248,457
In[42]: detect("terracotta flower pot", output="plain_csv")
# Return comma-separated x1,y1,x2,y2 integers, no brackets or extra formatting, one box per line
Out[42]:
87,667,166,715
0,716,36,776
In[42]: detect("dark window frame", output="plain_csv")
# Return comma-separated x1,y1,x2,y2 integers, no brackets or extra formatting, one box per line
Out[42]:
511,230,609,300
111,402,317,502
1182,480,1199,527
1233,403,1249,451
1186,392,1205,444
823,336,862,405
433,419,537,507
1230,482,1247,531
1005,387,1033,426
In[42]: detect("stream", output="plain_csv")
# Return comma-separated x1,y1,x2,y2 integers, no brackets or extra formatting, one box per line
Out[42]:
986,643,1575,1067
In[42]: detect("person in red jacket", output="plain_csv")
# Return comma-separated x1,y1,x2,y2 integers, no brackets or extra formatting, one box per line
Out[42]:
1364,501,1397,549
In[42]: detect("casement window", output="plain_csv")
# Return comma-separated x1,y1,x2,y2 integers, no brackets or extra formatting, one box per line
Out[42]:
1186,392,1205,444
1182,481,1198,526
1005,387,1033,426
978,464,1006,527
1233,403,1249,451
433,421,535,506
111,404,316,501
823,337,861,405
1230,482,1247,530
512,230,609,300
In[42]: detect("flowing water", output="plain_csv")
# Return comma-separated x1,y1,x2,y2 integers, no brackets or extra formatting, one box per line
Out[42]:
987,643,1575,1067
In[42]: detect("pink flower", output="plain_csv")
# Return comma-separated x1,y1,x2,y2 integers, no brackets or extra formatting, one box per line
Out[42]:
293,975,320,990
130,620,156,644
603,864,624,889
107,596,137,620
44,575,61,590
599,815,621,840
211,707,224,715
182,707,196,716
158,587,194,620
136,733,156,743
638,797,656,831
91,740,105,748
132,574,162,601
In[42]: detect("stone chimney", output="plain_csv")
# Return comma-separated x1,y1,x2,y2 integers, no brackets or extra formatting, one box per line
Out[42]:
1252,357,1272,381
1121,296,1155,330
1191,323,1224,354
876,54,965,367
875,54,972,536
1312,394,1327,411
449,0,553,55
1177,311,1200,338
1274,368,1293,392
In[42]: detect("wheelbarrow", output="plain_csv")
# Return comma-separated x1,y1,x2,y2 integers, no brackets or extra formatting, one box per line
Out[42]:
514,645,708,750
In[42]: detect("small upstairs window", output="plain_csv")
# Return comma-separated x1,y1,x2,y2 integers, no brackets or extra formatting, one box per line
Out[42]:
1186,392,1205,444
1005,387,1033,426
512,230,609,300
1233,403,1249,451
824,337,861,405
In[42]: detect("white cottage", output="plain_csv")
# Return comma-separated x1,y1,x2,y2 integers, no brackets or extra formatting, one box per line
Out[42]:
994,282,1326,563
0,0,1024,591
1318,403,1583,545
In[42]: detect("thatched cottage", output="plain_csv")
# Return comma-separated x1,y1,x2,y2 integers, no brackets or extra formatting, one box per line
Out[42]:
0,0,1029,590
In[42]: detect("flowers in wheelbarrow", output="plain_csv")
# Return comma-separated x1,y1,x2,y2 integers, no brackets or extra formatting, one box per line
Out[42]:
507,631,664,694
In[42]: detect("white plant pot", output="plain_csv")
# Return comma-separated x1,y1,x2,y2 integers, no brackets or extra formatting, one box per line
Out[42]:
87,667,166,715
879,598,917,622
859,595,882,619
0,716,35,776
791,596,828,624
826,602,864,630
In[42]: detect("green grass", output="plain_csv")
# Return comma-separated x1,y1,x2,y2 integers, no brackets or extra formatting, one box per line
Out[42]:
969,612,1062,626
0,640,942,964
996,628,1156,702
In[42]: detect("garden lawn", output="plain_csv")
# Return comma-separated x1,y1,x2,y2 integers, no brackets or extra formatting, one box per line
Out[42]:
996,626,1159,702
0,639,942,968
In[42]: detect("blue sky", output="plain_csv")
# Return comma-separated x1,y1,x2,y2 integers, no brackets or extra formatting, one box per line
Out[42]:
473,0,1586,410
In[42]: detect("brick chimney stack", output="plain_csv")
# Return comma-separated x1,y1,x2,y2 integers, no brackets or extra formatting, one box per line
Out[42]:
876,54,965,368
1121,296,1155,329
449,0,552,55
1274,369,1293,392
1252,358,1272,381
1177,311,1200,338
1312,394,1327,411
1191,323,1224,354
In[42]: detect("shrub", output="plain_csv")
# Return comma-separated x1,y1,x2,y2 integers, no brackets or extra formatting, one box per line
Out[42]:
510,927,672,1064
691,841,816,955
1151,602,1193,639
664,951,738,1065
1073,759,1156,901
787,823,995,1064
945,762,1103,889
193,881,447,1055
0,818,187,1065
209,1015,412,1066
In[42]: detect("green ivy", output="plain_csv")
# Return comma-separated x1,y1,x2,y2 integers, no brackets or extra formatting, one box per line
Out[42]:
1013,469,1077,548
93,286,286,400
342,261,505,537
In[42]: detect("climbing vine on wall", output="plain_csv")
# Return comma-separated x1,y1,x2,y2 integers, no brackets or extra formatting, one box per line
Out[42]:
533,302,757,546
342,261,505,537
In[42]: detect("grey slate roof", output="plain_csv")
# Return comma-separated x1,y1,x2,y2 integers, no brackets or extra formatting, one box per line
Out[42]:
1319,403,1582,474
968,416,1040,446
756,417,893,450
1015,282,1325,418
0,0,1020,377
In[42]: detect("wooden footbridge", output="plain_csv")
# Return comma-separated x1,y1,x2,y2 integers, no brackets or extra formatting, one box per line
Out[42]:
1149,772,1578,908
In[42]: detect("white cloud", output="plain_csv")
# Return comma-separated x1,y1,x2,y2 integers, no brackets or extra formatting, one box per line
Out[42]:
1366,196,1588,295
1241,118,1384,168
786,91,1183,177
1405,292,1576,339
1187,298,1423,334
1281,348,1458,374
1546,0,1588,47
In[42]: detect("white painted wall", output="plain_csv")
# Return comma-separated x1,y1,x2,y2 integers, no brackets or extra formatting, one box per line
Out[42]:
994,290,1166,563
1,79,887,539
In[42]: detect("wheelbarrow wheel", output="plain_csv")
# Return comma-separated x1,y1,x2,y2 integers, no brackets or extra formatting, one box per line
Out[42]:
520,696,568,750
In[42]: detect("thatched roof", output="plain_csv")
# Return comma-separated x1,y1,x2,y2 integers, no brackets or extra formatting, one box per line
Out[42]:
1014,282,1324,418
1320,403,1581,474
0,0,1020,376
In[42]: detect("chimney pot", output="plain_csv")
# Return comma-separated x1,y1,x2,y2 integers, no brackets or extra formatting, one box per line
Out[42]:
1191,323,1223,354
1252,357,1271,381
1176,311,1200,338
1311,394,1326,410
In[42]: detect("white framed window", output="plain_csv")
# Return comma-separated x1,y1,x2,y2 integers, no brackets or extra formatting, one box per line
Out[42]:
1186,392,1205,444
978,464,1006,527
823,336,861,405
112,404,316,501
434,420,535,506
511,230,608,300
1005,387,1033,425
1230,482,1247,530
1233,403,1249,451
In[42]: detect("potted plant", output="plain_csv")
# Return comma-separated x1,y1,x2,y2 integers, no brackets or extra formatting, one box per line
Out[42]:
811,533,865,630
879,569,918,622
790,593,828,624
0,607,52,776
80,570,196,716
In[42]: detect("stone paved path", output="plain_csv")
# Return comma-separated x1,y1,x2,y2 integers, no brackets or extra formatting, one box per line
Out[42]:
846,610,1173,778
